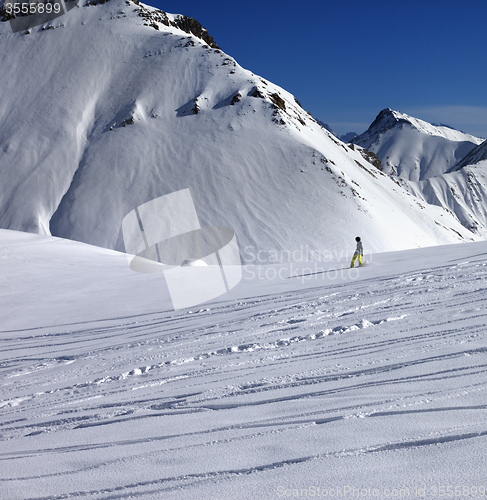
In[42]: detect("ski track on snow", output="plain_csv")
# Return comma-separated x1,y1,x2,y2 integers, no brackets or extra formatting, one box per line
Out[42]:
1,258,487,499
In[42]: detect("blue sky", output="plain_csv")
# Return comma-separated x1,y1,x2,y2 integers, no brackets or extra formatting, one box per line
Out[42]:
150,0,487,138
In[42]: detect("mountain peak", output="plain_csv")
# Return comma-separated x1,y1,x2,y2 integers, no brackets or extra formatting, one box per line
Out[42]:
355,108,481,146
351,109,411,147
352,109,484,181
376,108,409,124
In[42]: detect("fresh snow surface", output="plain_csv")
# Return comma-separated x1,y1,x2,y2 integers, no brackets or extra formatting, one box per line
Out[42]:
1,229,487,499
402,162,487,238
0,1,481,255
451,140,487,171
352,109,484,181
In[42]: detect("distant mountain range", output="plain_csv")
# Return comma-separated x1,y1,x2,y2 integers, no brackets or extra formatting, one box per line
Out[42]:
316,121,358,143
0,0,486,259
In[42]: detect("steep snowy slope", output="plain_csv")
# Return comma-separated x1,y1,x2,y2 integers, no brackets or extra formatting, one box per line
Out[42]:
402,160,487,237
400,140,487,238
451,139,487,171
352,109,483,181
0,1,480,257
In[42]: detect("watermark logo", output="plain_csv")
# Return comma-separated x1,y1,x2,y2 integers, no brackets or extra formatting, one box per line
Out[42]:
3,0,79,33
122,189,242,310
242,245,369,283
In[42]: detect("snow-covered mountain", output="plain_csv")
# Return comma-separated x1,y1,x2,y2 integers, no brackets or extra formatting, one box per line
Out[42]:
0,1,482,257
347,109,487,238
352,109,484,181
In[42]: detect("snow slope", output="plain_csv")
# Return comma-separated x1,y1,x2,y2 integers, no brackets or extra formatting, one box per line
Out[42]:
451,139,487,171
1,230,487,499
401,161,487,238
399,140,487,239
350,110,487,240
0,1,480,257
352,109,484,181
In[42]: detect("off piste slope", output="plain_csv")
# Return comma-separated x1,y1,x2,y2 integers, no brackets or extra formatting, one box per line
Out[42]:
451,139,487,171
352,109,483,181
399,136,487,238
403,157,487,237
0,1,479,258
2,230,487,499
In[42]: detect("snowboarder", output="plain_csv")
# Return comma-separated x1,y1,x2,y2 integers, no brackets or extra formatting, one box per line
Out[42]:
350,236,363,268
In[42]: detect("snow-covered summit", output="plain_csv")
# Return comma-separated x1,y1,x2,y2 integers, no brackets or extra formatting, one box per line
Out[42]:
352,109,483,181
357,108,481,144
